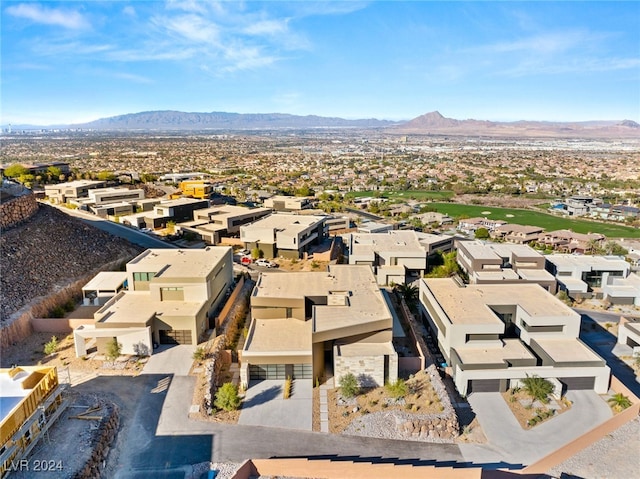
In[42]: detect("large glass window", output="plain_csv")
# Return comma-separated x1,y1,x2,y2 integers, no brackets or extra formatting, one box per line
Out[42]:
133,272,155,282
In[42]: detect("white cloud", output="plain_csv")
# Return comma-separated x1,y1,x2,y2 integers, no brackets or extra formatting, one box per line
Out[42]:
123,6,137,17
243,19,290,36
159,13,221,44
111,72,154,84
5,3,90,30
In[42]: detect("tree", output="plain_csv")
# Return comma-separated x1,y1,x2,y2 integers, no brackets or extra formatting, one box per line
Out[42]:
474,227,490,240
251,246,263,260
394,283,418,306
607,393,632,411
521,374,554,403
339,373,359,398
44,336,58,355
106,337,122,361
214,382,241,411
603,241,628,256
3,163,27,179
96,170,116,181
426,251,461,278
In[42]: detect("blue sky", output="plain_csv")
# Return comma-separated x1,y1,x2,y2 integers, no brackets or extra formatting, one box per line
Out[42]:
1,1,639,125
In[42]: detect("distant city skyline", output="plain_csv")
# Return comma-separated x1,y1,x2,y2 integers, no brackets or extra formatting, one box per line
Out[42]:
2,1,639,126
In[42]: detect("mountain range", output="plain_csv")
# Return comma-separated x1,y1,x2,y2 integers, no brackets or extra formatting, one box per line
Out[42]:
6,110,639,138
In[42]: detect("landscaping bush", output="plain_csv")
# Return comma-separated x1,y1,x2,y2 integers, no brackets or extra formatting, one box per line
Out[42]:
44,336,58,355
339,373,359,398
283,376,292,399
385,378,408,399
522,374,554,403
214,382,241,411
106,337,122,361
193,347,206,362
608,393,632,411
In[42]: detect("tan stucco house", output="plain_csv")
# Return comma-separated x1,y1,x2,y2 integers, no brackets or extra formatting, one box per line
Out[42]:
74,247,233,357
241,265,398,389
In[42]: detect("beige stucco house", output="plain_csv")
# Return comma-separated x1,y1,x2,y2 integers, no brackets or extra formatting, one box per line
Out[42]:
419,278,610,395
241,265,398,389
74,247,233,357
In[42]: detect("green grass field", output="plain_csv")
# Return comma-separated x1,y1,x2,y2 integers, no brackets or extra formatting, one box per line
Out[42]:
347,190,455,200
429,203,640,238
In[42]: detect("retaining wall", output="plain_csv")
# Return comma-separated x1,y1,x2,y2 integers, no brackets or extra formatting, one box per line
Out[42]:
0,188,38,230
72,402,120,479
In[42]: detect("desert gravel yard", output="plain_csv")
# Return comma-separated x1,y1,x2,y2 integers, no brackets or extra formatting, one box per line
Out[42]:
547,416,640,479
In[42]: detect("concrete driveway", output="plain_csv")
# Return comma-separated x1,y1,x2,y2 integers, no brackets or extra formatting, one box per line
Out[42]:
465,390,612,466
239,379,313,431
142,344,196,376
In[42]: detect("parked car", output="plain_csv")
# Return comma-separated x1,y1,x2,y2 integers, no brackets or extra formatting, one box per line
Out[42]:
237,249,250,256
255,259,278,268
240,256,252,266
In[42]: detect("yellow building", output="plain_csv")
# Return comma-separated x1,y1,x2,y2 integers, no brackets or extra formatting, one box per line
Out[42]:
179,180,213,199
1,366,64,478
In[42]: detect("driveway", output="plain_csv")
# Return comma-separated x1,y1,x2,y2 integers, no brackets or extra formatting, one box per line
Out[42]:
238,379,313,431
465,390,612,466
142,344,196,376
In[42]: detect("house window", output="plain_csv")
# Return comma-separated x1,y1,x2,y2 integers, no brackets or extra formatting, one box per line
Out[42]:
286,307,293,318
133,272,156,282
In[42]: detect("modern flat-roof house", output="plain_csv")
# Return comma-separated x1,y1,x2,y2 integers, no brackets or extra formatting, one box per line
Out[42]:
264,195,314,211
240,213,328,259
545,254,630,298
457,217,507,235
74,248,233,357
347,230,453,285
44,180,106,204
357,221,394,234
456,240,556,292
618,317,640,351
137,197,209,229
491,224,545,244
178,180,214,199
601,272,640,306
1,366,64,478
178,205,271,245
419,278,610,395
241,265,398,389
537,230,605,254
81,271,128,306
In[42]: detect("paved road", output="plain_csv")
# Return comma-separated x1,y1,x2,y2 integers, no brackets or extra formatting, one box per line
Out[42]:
48,203,176,249
72,374,466,479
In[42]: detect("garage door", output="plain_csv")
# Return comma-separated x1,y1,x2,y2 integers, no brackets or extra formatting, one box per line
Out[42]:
559,377,595,390
159,329,192,345
467,379,501,393
249,364,313,380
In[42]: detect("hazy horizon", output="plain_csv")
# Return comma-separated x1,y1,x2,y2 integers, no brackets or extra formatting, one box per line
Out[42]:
2,1,639,125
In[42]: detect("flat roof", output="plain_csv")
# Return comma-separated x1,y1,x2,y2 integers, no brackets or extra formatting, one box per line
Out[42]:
350,230,425,255
254,265,392,332
96,291,203,325
460,241,542,261
423,278,576,325
474,270,520,281
83,271,128,291
244,319,312,354
128,247,230,278
455,339,535,365
546,254,628,270
534,338,604,363
196,204,270,218
557,277,588,290
243,213,326,232
157,197,208,207
45,180,104,189
517,269,556,282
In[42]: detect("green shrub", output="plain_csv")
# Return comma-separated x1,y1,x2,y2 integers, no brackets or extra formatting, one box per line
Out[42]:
214,382,241,411
105,337,122,361
44,336,58,355
522,374,554,403
339,373,359,398
63,299,76,312
385,379,408,399
193,347,206,361
608,393,632,411
50,306,66,318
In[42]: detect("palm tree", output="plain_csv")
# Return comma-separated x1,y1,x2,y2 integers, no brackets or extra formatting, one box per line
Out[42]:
608,393,632,411
394,283,419,306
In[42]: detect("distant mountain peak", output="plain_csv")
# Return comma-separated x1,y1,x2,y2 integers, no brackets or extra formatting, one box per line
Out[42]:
620,119,640,128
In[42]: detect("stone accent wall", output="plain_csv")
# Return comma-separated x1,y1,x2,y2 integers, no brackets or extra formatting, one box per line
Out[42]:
0,190,38,230
72,402,119,479
334,351,384,388
395,364,460,440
